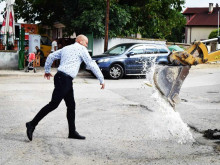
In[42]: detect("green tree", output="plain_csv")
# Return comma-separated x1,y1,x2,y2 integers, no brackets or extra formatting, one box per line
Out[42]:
13,0,65,25
2,0,130,38
0,0,77,27
118,0,186,39
1,0,186,40
70,0,131,38
166,12,186,42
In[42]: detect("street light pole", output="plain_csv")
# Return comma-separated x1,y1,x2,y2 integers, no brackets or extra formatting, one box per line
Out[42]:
104,0,110,52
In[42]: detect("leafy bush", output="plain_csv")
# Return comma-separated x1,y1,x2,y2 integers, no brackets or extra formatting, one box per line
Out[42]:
208,28,220,39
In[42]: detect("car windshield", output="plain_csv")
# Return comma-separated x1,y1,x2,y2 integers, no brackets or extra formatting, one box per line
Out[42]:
104,44,134,55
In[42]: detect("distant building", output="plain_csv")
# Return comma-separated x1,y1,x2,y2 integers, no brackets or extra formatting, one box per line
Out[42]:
183,3,219,44
41,22,76,40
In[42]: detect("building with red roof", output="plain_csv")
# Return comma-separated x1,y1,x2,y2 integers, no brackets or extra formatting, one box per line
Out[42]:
183,3,219,43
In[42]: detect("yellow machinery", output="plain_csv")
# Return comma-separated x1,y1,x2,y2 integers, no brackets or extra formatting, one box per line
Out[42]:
40,35,52,57
153,37,220,107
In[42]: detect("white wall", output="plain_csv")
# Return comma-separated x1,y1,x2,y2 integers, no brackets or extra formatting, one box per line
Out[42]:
186,27,217,44
93,38,166,55
0,51,18,69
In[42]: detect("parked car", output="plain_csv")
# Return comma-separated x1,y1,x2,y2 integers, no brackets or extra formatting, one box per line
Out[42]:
87,43,171,79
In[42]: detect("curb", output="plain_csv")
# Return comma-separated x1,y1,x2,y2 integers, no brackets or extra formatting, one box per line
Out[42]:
0,68,92,78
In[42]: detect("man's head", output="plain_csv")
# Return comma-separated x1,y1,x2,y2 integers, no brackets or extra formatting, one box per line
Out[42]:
76,35,88,47
35,46,39,50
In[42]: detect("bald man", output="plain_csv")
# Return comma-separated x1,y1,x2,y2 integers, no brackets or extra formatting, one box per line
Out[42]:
26,35,105,141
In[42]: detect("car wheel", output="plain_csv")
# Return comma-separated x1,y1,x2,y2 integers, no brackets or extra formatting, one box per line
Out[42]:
109,64,124,79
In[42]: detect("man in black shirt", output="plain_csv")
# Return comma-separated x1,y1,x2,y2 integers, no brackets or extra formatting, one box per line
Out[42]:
35,46,44,66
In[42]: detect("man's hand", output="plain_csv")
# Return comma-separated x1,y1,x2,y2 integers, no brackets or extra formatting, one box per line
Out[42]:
100,83,105,89
44,73,53,80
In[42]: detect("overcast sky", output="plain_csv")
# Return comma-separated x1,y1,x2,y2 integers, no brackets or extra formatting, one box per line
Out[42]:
0,0,220,22
184,0,220,9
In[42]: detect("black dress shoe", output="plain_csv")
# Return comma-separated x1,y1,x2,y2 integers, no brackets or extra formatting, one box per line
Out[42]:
26,122,35,141
68,131,86,140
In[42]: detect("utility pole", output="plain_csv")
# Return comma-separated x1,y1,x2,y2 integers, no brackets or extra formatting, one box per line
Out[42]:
104,0,110,52
218,4,219,37
217,3,219,50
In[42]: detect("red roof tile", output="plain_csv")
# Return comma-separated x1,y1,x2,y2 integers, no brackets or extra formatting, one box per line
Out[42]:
183,7,209,14
183,7,220,26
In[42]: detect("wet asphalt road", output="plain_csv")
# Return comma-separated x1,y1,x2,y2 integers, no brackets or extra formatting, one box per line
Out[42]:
0,65,220,165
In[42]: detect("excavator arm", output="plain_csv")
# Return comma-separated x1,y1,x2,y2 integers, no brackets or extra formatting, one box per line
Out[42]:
153,37,220,107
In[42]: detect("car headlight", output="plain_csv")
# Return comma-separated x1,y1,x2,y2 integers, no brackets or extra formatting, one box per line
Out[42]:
97,58,110,63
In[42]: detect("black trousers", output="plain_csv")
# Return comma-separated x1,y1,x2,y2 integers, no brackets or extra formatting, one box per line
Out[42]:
31,71,76,134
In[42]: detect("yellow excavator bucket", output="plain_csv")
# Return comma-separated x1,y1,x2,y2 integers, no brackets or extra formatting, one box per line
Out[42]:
153,38,220,107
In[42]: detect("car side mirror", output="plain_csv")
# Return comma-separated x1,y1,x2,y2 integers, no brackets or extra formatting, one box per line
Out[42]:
126,52,135,57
